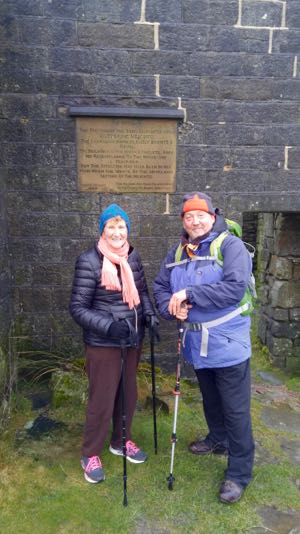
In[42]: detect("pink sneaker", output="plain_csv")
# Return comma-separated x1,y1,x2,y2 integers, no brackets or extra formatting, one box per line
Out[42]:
81,455,105,483
109,440,147,464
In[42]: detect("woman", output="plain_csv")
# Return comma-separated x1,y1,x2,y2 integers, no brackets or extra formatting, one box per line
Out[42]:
70,203,158,483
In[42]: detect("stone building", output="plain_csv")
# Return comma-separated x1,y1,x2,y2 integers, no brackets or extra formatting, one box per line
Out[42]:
0,0,300,399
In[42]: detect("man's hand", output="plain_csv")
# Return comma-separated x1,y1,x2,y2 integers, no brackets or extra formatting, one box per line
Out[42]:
168,289,189,316
175,303,190,321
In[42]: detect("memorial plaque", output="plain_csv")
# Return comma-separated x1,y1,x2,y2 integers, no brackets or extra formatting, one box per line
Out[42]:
76,117,177,192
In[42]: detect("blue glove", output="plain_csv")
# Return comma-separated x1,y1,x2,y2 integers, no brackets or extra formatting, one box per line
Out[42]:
108,320,130,340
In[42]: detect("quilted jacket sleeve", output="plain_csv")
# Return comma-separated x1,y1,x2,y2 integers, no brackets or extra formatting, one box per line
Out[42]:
69,252,113,336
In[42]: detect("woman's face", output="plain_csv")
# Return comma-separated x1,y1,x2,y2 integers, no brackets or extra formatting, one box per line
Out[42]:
183,210,215,240
102,216,128,249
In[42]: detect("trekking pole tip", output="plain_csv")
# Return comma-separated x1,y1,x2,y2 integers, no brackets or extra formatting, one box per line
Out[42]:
167,474,175,490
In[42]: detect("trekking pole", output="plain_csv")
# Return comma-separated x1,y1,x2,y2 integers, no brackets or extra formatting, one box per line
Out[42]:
120,341,128,507
150,323,158,454
167,321,184,490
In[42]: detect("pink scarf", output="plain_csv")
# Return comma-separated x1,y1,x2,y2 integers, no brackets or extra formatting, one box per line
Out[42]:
97,236,140,310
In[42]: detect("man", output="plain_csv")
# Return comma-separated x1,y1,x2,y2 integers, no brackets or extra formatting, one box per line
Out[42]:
153,192,254,503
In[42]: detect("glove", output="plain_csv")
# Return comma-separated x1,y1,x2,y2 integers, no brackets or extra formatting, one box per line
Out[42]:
145,314,160,342
108,320,130,340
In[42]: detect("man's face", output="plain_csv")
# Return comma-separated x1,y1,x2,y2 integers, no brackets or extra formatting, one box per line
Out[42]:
182,210,215,240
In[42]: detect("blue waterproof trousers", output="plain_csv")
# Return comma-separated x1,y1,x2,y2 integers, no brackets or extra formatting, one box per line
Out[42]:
195,358,255,487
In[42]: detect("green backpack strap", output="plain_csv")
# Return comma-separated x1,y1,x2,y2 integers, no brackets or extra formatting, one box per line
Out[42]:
209,231,229,266
175,243,183,263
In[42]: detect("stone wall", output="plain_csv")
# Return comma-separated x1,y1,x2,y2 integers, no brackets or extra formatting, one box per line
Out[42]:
1,0,300,368
0,168,11,410
257,213,300,369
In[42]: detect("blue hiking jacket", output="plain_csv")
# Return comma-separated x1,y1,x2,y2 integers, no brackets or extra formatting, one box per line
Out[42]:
153,216,252,369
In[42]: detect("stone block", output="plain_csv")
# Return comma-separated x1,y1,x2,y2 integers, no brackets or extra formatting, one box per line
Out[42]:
99,193,166,215
18,288,52,313
58,144,76,166
85,75,155,97
1,143,61,167
81,0,140,22
271,307,289,321
241,1,283,27
269,335,294,358
80,215,106,238
60,193,100,213
190,53,294,77
263,171,300,193
4,167,76,192
7,192,59,213
0,0,44,16
140,215,181,238
289,148,300,169
182,0,237,25
181,146,284,171
51,48,133,75
178,122,204,145
270,280,300,308
132,51,189,74
274,215,300,255
145,0,181,22
0,16,19,44
9,238,62,263
269,256,292,280
18,18,77,46
131,237,168,261
44,0,85,19
286,1,300,29
160,24,210,51
290,309,300,322
273,29,300,53
78,22,154,48
205,124,300,147
60,238,94,262
160,75,200,98
0,66,36,93
0,119,31,143
3,47,48,71
270,319,299,339
51,289,72,311
0,95,55,119
200,77,300,101
30,120,75,143
293,261,300,280
186,99,300,124
14,265,32,286
209,27,269,53
34,72,86,95
175,169,207,192
31,265,70,286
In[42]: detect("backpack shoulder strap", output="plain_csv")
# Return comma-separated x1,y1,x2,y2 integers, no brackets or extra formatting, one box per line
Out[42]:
209,231,229,266
175,243,183,263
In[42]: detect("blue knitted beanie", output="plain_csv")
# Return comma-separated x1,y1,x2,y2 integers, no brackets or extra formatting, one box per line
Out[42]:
98,203,131,235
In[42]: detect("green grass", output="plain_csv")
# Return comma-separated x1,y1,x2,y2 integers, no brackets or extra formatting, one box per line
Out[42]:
1,339,300,534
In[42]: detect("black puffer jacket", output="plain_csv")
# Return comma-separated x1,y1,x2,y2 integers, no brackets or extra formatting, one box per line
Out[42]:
69,243,155,347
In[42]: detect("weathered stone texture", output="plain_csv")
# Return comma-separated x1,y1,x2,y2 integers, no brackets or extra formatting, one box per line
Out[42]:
241,1,283,27
182,1,237,25
78,23,154,48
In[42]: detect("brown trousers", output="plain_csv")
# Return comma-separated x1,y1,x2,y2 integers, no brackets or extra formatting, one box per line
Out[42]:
82,345,141,457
